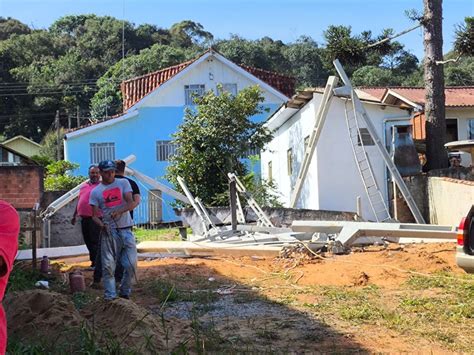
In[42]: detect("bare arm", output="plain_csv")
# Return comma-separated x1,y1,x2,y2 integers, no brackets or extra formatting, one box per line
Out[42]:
91,205,104,228
131,193,141,209
110,191,134,219
71,202,78,225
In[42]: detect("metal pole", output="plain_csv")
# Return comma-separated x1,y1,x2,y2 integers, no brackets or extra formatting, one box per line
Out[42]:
229,180,237,231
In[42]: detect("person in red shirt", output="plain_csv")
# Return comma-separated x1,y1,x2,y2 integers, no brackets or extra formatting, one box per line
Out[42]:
0,200,19,353
72,165,102,268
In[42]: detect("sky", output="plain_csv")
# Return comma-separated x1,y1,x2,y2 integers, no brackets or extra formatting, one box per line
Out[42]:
0,0,472,59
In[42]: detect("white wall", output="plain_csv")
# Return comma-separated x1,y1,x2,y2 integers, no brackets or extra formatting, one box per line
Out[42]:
262,93,412,221
446,107,474,166
141,55,284,107
428,177,474,225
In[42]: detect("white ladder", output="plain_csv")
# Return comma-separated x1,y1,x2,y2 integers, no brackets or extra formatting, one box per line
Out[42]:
343,101,391,222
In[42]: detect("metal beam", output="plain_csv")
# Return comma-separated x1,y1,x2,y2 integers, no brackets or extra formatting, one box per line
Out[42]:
333,59,425,224
290,76,338,208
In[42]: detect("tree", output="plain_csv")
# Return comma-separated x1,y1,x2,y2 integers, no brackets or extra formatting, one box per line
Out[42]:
43,160,86,191
423,0,448,170
39,128,66,161
0,17,30,40
352,66,400,86
166,85,272,205
453,17,474,57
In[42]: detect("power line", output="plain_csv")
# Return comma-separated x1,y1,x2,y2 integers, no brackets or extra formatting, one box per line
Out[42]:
0,89,99,97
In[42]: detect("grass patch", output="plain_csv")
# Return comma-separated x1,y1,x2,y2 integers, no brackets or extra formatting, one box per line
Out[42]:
134,227,190,243
7,264,44,293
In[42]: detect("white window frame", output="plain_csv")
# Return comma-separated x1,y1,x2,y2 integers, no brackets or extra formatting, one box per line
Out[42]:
90,142,115,164
220,83,238,96
156,140,178,161
184,84,205,105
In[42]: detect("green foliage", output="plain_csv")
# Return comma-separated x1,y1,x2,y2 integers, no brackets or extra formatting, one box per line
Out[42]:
352,66,400,86
44,160,86,191
30,155,54,167
166,85,272,205
454,17,474,56
0,17,30,40
39,128,65,161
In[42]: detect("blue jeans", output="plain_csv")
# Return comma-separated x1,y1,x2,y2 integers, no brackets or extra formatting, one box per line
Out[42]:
101,227,137,300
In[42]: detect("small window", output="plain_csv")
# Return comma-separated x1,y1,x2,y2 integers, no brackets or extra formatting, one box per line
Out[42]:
287,148,293,175
156,140,178,161
268,161,273,181
184,84,205,105
90,143,115,164
469,119,474,140
219,83,237,96
304,135,310,151
357,128,375,146
446,118,458,142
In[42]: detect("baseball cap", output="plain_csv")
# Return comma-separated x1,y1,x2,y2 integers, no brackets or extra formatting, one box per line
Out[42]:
98,160,116,171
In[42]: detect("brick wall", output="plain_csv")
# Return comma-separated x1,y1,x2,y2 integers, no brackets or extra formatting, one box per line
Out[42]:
0,166,44,209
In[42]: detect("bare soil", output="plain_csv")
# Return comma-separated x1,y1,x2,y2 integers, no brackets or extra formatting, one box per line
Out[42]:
7,242,474,353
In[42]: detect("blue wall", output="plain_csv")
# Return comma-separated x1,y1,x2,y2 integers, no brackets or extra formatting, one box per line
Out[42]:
65,104,278,222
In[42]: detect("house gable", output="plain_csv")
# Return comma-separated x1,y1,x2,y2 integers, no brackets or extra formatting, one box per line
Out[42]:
132,51,289,109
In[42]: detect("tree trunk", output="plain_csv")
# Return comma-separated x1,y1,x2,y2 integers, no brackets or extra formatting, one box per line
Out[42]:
423,0,448,170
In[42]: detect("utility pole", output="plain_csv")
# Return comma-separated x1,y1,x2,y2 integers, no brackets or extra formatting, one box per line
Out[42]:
55,110,61,161
423,0,448,170
67,110,71,130
76,106,80,127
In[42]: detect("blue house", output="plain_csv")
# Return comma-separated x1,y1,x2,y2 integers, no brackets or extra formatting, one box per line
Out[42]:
64,49,295,222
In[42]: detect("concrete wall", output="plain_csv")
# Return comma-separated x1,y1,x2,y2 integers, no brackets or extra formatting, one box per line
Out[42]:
0,166,44,209
261,92,412,221
428,177,474,226
177,206,357,236
42,191,83,247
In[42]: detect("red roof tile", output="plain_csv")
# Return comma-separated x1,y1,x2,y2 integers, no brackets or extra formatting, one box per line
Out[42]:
120,51,295,110
358,86,474,108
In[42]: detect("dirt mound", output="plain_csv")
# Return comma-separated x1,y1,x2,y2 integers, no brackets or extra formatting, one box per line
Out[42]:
83,298,193,352
5,290,83,344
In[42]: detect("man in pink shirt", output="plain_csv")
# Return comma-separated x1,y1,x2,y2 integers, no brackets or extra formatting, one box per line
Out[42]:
0,200,19,353
72,165,101,268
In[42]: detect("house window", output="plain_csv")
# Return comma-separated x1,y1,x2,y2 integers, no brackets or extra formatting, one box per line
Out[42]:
469,119,474,139
156,140,178,161
357,128,375,146
287,148,293,175
304,135,310,151
268,161,273,181
446,118,458,142
219,83,238,96
0,147,20,165
184,84,205,105
90,143,115,164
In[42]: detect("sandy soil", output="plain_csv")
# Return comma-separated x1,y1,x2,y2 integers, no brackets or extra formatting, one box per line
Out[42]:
7,242,473,353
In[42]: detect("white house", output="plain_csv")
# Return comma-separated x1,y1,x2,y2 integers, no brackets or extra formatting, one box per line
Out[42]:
261,88,413,221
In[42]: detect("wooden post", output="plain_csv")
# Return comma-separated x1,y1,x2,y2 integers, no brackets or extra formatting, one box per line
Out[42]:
55,110,61,160
67,111,71,130
229,180,237,231
76,106,80,127
32,208,37,270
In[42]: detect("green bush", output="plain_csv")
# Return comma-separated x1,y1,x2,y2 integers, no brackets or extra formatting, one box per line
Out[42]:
44,160,86,191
